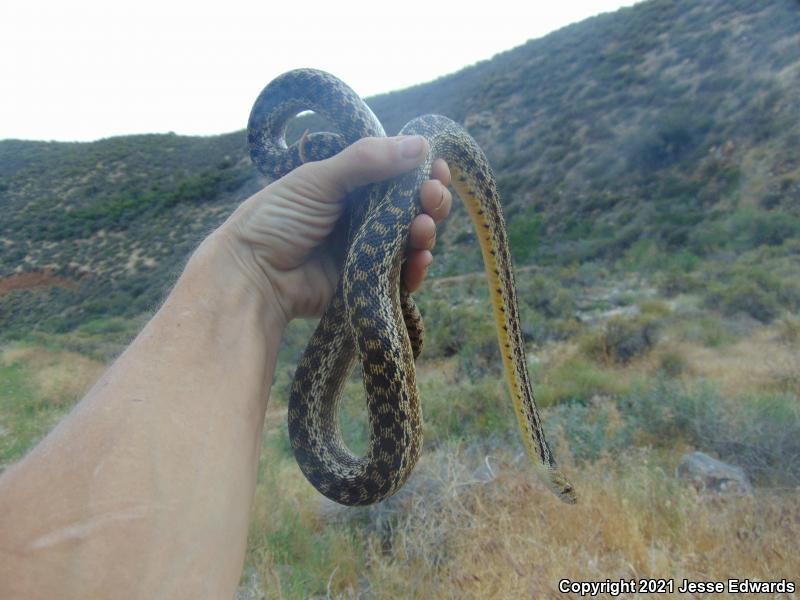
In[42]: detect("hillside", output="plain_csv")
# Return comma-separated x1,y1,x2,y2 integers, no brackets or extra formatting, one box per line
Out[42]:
2,0,799,334
2,1,800,594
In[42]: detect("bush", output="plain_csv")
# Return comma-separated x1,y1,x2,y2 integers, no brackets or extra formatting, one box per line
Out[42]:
617,381,800,486
627,106,713,172
690,208,800,255
657,269,700,297
580,314,662,364
545,397,632,461
537,378,800,485
420,376,511,445
534,357,629,406
517,274,575,320
657,349,689,378
776,317,800,345
639,299,672,319
677,316,735,348
705,278,782,323
507,215,542,264
417,298,496,362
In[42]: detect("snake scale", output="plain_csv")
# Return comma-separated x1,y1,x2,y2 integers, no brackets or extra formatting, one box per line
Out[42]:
247,69,576,506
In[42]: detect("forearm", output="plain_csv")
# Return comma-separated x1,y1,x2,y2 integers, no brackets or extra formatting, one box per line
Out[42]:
0,233,282,599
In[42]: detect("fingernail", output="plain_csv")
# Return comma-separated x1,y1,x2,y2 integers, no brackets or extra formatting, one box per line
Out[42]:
400,135,424,158
427,234,436,250
435,187,445,211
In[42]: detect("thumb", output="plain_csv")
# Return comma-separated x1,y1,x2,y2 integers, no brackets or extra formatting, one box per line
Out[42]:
308,135,429,198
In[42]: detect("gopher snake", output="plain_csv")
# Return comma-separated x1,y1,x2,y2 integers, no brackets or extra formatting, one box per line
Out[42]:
248,69,576,506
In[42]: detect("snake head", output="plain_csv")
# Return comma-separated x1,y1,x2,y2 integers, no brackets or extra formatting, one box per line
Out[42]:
547,468,578,504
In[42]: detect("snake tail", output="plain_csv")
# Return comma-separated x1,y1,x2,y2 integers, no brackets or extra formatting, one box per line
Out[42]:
401,116,576,504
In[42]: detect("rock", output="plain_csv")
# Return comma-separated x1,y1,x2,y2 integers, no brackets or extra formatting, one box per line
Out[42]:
677,451,752,494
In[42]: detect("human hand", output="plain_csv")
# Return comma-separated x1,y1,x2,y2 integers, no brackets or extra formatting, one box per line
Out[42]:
218,135,452,325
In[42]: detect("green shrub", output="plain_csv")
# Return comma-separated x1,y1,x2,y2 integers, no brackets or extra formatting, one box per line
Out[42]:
517,274,575,320
580,314,662,364
639,299,672,319
545,397,632,461
416,298,493,360
546,379,800,486
677,316,736,348
507,214,542,263
690,208,800,255
628,106,713,172
534,357,629,406
420,376,511,445
705,278,782,323
657,349,689,377
616,381,800,486
76,316,132,335
776,317,800,345
657,269,700,297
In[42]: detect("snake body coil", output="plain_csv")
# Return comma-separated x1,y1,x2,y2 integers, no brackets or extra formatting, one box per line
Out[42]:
248,69,576,506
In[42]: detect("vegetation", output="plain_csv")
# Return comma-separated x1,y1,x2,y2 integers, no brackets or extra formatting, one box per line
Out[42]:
3,0,800,335
3,282,799,596
1,0,799,596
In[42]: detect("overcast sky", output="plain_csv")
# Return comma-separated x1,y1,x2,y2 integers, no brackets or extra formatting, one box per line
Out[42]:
1,0,640,142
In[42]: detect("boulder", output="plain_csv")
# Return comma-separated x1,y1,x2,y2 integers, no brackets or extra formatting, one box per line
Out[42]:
677,451,752,494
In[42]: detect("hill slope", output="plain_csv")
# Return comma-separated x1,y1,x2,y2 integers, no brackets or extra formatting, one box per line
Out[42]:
2,0,799,334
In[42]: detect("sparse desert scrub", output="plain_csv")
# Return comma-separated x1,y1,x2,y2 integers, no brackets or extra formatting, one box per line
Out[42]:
533,356,631,407
243,444,799,599
675,324,800,397
241,358,800,598
1,304,797,600
578,313,663,365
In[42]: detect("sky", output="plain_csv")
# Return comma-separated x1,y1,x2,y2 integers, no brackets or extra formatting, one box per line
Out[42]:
1,0,641,142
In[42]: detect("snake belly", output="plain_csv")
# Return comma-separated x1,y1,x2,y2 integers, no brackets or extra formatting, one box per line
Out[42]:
248,69,576,506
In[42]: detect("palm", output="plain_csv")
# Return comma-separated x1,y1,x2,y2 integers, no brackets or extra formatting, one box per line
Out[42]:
225,137,451,324
269,241,341,319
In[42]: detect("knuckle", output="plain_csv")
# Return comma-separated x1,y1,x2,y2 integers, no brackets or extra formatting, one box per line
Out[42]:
349,137,377,165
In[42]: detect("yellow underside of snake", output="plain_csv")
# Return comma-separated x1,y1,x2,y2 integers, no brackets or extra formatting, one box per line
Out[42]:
247,68,576,506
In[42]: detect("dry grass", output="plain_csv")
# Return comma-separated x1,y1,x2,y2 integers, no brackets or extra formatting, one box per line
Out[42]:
674,326,799,397
0,343,106,467
242,313,800,598
1,344,105,407
537,316,800,398
244,445,799,599
2,314,797,599
531,342,634,407
424,455,795,599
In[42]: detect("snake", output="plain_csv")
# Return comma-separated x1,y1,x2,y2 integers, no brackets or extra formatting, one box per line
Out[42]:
247,69,576,507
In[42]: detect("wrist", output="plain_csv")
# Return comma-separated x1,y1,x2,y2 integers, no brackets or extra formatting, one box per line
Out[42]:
179,231,288,335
